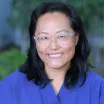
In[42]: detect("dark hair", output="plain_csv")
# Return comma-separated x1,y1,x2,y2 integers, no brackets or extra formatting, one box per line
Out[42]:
20,1,91,88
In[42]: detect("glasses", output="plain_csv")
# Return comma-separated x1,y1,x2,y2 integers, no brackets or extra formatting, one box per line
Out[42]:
34,31,75,46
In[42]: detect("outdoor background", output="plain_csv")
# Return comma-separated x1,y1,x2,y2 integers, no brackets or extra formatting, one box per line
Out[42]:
0,0,104,80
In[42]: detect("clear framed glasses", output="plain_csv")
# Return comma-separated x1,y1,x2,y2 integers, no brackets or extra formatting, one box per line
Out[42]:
34,31,75,46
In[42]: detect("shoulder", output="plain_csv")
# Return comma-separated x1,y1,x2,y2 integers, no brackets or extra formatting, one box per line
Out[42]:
0,70,27,86
79,70,104,91
0,70,28,103
86,70,104,86
86,70,104,103
0,70,29,92
84,70,104,91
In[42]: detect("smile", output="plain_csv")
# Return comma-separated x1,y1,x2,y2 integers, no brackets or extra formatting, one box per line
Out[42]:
48,53,63,58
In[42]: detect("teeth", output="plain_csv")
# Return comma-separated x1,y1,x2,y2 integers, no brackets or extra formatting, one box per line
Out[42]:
48,53,63,58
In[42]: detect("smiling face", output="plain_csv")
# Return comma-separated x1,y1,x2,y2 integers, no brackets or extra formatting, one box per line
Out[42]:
34,12,79,72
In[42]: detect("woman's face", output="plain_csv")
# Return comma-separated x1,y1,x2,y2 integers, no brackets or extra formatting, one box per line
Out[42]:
34,12,78,71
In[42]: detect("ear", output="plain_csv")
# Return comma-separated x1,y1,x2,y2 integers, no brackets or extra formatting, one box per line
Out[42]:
75,34,79,45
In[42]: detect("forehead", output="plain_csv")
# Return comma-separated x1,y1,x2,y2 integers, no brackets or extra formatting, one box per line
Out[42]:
35,12,73,35
37,12,69,25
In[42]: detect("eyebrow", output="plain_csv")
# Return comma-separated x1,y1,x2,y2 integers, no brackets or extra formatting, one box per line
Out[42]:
38,32,49,35
56,30,68,34
38,30,68,35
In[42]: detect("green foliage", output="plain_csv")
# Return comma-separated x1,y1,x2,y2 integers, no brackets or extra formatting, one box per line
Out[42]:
0,48,26,80
8,0,104,32
8,0,43,29
74,0,104,30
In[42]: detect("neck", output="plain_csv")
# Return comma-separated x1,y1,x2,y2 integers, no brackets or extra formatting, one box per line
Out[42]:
45,66,69,95
45,63,70,95
45,65,69,81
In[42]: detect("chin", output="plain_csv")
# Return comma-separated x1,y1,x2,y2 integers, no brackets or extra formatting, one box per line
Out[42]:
47,62,67,69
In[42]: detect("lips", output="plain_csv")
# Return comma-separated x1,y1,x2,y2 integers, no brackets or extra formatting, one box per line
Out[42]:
48,53,63,58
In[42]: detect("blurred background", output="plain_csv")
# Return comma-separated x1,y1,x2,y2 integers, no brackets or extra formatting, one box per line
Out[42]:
0,0,104,80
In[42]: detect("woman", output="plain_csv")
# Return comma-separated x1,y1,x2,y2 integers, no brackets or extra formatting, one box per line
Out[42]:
0,1,104,104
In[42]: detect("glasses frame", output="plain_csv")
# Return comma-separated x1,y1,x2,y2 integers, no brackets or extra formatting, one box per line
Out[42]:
33,32,75,46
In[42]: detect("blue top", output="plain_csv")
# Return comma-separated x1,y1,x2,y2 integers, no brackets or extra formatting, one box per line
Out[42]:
0,70,104,104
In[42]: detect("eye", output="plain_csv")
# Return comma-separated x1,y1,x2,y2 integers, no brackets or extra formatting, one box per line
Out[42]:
38,36,50,40
58,34,68,39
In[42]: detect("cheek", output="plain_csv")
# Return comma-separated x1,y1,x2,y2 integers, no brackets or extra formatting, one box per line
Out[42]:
36,44,47,59
63,44,76,61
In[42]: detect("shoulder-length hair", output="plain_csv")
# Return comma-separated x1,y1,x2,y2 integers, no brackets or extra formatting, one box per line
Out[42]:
20,1,91,88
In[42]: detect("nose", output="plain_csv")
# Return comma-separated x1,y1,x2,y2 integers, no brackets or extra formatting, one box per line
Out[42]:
49,37,60,50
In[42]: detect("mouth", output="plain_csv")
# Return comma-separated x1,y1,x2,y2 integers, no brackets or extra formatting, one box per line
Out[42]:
48,53,63,58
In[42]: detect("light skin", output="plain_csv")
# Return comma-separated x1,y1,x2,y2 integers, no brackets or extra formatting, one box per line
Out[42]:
34,12,79,94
